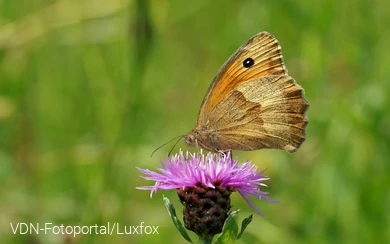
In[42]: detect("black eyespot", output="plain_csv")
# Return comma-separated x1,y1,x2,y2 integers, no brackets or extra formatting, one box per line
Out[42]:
243,58,254,68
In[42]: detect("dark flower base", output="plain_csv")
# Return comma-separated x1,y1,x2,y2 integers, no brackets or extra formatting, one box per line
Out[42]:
177,183,233,239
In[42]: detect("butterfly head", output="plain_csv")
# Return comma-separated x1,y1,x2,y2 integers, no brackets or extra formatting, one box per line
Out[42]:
185,129,221,153
184,131,197,147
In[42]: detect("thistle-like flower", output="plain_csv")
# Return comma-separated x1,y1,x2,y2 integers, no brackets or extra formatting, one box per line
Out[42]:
137,150,277,241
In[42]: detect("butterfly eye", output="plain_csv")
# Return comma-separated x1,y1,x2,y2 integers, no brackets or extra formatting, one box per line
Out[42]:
243,58,254,68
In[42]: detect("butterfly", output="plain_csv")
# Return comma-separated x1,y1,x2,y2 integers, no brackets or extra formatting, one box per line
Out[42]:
183,32,309,153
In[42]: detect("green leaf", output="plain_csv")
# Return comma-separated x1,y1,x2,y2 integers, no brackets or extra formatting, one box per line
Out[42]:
237,214,253,239
213,210,240,244
163,195,193,243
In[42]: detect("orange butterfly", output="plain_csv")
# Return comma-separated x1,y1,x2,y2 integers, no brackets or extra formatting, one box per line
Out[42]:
184,32,309,153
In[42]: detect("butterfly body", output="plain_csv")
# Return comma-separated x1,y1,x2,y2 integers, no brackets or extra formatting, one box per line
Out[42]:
184,32,309,153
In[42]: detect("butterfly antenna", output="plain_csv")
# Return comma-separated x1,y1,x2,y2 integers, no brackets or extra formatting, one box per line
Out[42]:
167,136,184,156
150,135,184,157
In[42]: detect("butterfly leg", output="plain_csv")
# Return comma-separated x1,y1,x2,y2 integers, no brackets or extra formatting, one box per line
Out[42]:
217,149,233,162
195,139,201,153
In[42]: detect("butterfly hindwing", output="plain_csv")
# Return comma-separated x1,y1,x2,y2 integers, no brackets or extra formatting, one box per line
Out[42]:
205,75,308,152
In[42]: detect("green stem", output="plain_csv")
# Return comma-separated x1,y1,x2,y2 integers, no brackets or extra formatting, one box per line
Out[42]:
199,235,213,244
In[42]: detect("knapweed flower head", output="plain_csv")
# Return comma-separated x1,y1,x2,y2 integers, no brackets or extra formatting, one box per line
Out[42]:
137,150,276,212
137,150,277,240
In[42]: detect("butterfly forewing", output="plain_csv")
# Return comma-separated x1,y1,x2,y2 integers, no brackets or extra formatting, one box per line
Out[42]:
198,32,287,126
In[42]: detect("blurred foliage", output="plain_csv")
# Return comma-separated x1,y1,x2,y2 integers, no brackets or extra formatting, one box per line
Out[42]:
0,0,389,243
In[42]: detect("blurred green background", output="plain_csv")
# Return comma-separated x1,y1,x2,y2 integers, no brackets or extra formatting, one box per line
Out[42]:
1,0,389,243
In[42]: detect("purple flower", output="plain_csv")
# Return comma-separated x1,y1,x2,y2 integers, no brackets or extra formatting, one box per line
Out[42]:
137,150,277,217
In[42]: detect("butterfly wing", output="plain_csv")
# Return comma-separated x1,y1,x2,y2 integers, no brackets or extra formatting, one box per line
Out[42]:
205,75,308,152
198,32,287,126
